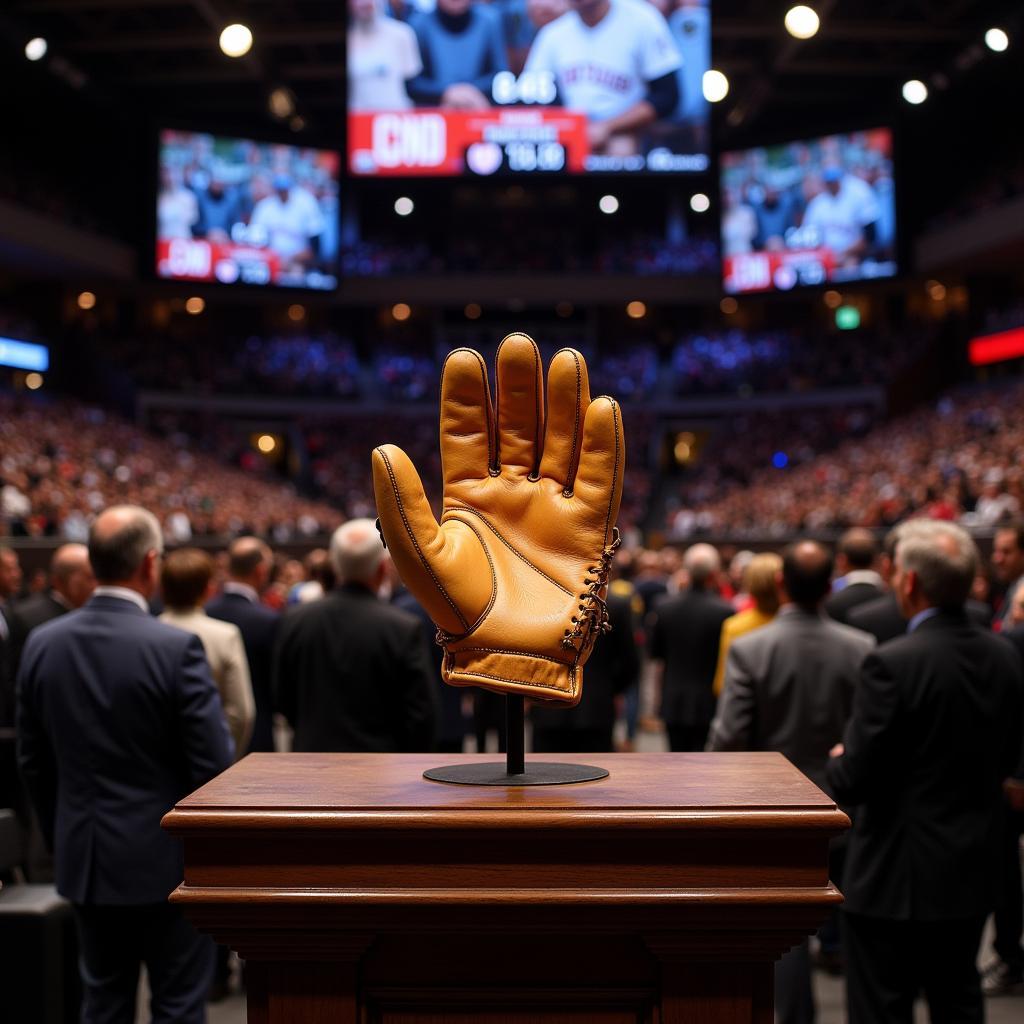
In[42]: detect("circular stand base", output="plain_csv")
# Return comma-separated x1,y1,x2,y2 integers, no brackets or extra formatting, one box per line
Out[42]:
423,762,609,787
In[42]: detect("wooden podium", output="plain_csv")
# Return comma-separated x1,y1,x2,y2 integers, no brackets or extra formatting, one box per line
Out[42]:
162,752,846,1023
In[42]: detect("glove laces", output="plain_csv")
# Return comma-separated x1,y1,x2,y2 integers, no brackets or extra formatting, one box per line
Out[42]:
561,527,621,655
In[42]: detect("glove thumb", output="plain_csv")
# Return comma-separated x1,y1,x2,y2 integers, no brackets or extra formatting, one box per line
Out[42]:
372,444,470,636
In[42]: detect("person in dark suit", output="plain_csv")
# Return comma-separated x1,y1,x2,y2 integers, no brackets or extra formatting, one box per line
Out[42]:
532,586,641,754
16,505,233,1024
825,527,883,624
708,539,874,1024
274,518,436,752
8,543,95,680
649,543,733,751
827,519,1023,1024
983,621,1024,994
206,537,280,753
0,544,24,727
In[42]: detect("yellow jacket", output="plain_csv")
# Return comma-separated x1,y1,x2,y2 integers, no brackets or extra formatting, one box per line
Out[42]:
712,607,776,697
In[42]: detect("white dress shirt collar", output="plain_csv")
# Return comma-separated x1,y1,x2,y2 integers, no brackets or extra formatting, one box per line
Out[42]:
93,586,150,614
223,581,259,604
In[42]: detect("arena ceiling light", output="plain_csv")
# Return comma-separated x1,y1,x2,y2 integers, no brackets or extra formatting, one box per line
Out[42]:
392,303,412,322
626,301,646,320
690,193,710,213
598,194,619,214
784,6,820,40
219,23,253,58
77,291,96,311
185,296,205,315
720,297,738,315
902,79,928,105
464,303,482,320
702,69,729,103
268,87,296,120
985,28,1009,53
394,196,414,216
25,37,48,62
25,372,44,391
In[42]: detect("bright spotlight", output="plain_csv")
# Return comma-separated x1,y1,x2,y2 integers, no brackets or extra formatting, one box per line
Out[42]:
392,303,411,322
394,196,414,216
784,6,820,40
219,23,253,58
902,79,928,105
703,69,729,103
985,28,1009,52
256,434,277,454
25,372,44,391
690,193,710,213
626,301,646,320
77,291,96,311
185,296,205,315
599,194,619,214
25,37,48,62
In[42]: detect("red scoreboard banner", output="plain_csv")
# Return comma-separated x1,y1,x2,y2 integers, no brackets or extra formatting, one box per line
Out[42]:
157,239,281,286
724,248,838,294
349,108,590,177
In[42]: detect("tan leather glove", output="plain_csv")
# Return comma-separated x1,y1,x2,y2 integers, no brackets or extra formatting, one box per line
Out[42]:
372,333,624,705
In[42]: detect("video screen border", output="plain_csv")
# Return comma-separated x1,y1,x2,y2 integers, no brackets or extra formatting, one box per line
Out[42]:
719,124,900,297
153,125,342,293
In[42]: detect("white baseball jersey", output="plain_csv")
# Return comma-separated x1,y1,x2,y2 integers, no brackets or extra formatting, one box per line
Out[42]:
250,188,325,259
524,0,682,122
802,176,881,255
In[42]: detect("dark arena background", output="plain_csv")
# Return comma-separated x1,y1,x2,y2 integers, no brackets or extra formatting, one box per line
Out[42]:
1,2,1024,1022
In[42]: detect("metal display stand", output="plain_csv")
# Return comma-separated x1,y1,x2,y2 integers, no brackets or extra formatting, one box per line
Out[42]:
422,695,609,786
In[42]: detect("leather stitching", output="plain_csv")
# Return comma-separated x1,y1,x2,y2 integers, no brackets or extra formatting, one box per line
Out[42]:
376,447,469,632
452,669,577,696
455,647,574,667
443,506,573,596
437,517,497,641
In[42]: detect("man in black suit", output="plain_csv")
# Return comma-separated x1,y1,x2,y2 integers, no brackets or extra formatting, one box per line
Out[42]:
533,586,640,754
274,518,436,752
0,544,23,723
649,543,733,751
8,543,95,680
992,522,1024,629
16,505,233,1024
827,519,1023,1024
206,536,279,753
825,527,883,624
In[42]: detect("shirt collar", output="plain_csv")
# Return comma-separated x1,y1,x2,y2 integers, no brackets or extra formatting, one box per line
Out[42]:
843,570,884,589
50,590,74,611
907,606,941,633
223,581,259,603
92,586,150,614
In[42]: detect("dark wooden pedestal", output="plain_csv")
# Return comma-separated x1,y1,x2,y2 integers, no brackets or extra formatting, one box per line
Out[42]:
162,752,847,1023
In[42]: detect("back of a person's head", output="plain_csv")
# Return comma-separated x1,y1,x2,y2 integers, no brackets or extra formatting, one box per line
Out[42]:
330,518,386,588
88,505,163,585
896,519,978,611
683,543,721,590
304,547,337,591
745,552,782,615
227,536,270,580
161,548,214,611
838,528,878,571
782,540,834,611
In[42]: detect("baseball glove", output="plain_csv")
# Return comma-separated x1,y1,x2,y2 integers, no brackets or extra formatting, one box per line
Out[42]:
372,333,624,705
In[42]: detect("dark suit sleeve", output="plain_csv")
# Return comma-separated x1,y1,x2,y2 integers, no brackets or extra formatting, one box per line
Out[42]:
397,619,437,752
648,609,666,660
608,597,641,697
272,613,297,727
826,650,902,805
706,641,756,752
177,633,233,787
14,638,57,850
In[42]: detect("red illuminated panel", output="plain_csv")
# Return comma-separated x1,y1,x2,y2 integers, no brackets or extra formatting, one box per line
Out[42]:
968,327,1024,367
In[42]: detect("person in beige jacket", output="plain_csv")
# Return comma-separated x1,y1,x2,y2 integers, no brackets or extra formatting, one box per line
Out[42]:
160,548,255,757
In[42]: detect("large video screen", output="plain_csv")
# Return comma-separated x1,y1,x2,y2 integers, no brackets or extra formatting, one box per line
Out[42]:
720,128,897,294
157,131,340,290
347,0,710,176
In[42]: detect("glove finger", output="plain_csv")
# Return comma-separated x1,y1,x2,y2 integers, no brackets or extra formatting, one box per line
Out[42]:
573,397,625,544
495,332,544,477
372,443,469,636
539,348,590,493
440,348,495,487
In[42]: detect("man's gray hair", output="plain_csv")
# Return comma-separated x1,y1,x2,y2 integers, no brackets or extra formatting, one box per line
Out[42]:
683,542,721,588
895,519,978,611
88,506,163,584
329,518,387,586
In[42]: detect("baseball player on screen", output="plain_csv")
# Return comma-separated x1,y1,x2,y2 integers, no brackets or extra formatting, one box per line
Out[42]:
523,0,681,157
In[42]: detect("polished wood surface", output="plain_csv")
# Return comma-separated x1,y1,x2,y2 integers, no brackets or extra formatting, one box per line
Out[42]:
164,752,846,1024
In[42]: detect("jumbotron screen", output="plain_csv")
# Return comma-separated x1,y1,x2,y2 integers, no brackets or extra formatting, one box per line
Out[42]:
156,131,340,290
720,128,897,294
347,0,710,176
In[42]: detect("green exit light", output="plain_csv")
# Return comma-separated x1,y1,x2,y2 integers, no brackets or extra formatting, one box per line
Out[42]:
835,305,861,330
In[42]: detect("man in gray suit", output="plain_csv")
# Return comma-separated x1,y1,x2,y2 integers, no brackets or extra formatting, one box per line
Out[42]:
707,539,874,1024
